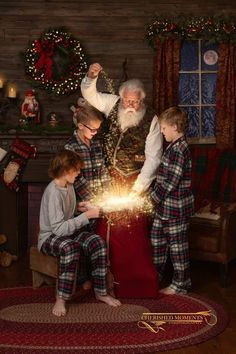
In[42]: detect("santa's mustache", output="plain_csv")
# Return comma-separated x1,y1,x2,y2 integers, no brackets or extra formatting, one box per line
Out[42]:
123,107,136,114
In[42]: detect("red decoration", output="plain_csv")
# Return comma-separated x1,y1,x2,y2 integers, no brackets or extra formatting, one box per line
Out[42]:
24,28,88,95
34,39,55,80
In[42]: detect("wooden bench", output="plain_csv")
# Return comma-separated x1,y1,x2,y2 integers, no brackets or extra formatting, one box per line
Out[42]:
30,246,79,294
30,246,58,288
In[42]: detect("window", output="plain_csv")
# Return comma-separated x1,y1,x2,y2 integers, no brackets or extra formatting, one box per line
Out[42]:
179,40,218,144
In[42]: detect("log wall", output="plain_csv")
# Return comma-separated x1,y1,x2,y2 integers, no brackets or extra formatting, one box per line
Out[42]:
0,0,236,124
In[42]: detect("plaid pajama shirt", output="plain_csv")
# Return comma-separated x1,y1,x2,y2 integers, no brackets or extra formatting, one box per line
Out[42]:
65,131,111,201
41,231,107,300
150,136,194,293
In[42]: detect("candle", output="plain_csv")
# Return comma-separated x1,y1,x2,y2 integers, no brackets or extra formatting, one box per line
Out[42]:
0,78,3,88
8,86,16,98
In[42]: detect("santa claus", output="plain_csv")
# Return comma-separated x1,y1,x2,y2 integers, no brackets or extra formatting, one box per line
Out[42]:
81,63,163,299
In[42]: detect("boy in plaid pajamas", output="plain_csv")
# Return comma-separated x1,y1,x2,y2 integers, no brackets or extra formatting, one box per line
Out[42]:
64,101,111,288
149,107,194,295
64,100,111,202
38,150,121,317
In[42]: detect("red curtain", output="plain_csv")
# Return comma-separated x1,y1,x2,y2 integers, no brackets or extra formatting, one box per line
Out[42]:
153,38,182,115
216,43,236,149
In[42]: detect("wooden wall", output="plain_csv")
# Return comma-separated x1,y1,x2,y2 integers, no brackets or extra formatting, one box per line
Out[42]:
0,0,236,125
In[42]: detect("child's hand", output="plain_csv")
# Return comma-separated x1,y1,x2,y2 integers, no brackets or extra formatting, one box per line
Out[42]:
85,206,101,219
78,201,101,218
77,201,88,212
78,201,94,212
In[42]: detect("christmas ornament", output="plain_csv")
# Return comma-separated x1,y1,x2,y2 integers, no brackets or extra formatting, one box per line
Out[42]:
47,112,58,127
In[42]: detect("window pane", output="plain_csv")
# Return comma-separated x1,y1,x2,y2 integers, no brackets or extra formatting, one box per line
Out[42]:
179,74,199,104
180,41,198,71
202,73,217,104
201,42,218,71
202,107,216,137
181,106,200,138
178,40,217,143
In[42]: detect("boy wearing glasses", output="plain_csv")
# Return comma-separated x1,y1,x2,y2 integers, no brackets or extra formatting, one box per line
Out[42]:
65,102,112,290
65,101,111,203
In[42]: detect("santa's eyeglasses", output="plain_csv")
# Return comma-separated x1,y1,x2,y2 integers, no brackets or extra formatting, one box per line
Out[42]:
121,98,142,105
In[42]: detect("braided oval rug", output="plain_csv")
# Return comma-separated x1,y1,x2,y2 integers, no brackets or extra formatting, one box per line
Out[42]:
0,287,229,354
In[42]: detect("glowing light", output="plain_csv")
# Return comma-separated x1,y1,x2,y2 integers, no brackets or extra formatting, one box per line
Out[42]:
93,189,153,215
98,195,140,212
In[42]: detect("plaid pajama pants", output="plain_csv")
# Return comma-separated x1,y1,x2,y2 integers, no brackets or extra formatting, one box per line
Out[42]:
150,217,191,293
41,231,107,300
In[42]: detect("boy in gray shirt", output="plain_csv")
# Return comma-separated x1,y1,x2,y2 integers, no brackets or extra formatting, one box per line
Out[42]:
38,149,121,317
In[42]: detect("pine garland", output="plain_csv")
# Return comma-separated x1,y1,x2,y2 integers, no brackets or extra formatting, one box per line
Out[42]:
24,27,88,95
146,15,236,48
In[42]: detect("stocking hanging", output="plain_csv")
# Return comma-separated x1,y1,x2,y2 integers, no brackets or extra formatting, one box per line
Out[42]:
0,137,36,191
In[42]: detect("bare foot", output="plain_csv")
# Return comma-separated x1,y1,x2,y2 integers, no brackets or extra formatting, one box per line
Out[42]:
159,287,176,295
52,297,67,316
95,293,121,307
82,280,92,290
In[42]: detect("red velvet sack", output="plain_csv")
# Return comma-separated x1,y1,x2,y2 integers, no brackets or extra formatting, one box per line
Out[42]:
96,213,159,298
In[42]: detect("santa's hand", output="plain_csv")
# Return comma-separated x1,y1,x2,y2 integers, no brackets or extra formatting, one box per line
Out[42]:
129,190,140,198
87,63,102,79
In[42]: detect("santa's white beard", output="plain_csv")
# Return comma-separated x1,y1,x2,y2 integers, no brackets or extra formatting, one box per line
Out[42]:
118,105,146,131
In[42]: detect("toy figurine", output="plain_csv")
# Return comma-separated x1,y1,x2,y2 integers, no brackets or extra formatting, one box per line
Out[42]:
21,89,40,124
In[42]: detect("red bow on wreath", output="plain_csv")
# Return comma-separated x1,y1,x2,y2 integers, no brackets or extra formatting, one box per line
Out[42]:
34,39,55,80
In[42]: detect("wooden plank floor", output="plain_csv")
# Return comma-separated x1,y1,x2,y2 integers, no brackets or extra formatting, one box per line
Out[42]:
0,254,235,354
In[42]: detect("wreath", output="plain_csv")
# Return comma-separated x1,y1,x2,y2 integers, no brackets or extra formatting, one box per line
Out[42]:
24,28,88,95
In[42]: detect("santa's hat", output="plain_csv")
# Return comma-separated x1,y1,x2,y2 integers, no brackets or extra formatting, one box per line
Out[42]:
25,89,35,97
